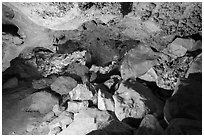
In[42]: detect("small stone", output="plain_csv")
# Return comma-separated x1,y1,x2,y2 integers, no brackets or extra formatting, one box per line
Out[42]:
3,77,18,89
48,126,62,135
32,76,57,89
69,84,93,100
139,68,158,82
97,89,114,111
26,124,35,132
51,76,77,95
136,114,164,135
66,101,89,113
37,121,49,134
52,104,62,116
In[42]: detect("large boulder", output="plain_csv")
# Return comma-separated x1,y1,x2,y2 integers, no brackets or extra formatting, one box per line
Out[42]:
164,76,202,123
113,79,164,121
50,76,77,95
21,91,59,114
165,118,202,135
120,43,159,80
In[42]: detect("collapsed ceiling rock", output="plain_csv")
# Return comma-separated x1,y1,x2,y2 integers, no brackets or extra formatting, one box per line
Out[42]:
2,2,202,135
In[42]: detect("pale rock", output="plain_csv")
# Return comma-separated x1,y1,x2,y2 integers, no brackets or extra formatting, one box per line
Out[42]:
52,104,62,116
50,76,77,95
26,124,35,132
66,101,89,113
97,89,115,111
139,67,158,82
113,79,163,121
22,91,58,114
120,44,158,80
48,127,62,135
69,84,93,100
43,111,55,122
165,118,202,135
3,77,18,89
136,114,164,135
49,111,73,131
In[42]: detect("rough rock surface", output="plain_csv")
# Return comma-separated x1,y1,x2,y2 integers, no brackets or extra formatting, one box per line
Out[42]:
32,76,57,89
50,76,77,95
136,114,164,135
66,101,89,113
120,43,159,80
165,118,202,135
113,79,163,121
21,91,59,114
164,75,202,123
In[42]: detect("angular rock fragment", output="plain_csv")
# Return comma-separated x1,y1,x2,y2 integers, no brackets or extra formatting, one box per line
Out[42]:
50,76,77,95
66,101,89,113
165,118,202,135
97,89,115,111
164,76,202,123
136,114,164,135
139,67,158,82
120,43,158,80
69,84,93,100
113,79,163,121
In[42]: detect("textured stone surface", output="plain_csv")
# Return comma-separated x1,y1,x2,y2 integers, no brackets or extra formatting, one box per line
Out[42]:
50,76,77,95
113,79,163,121
66,101,89,113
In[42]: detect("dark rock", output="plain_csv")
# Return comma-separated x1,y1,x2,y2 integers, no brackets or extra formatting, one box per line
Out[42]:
136,114,164,135
3,77,18,89
165,118,202,135
164,76,202,123
32,75,57,89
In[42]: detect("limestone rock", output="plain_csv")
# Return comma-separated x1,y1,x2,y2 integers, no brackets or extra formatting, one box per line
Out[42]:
3,77,18,89
165,118,202,135
164,77,202,123
113,79,163,121
50,76,77,95
66,101,89,113
69,84,93,100
43,111,55,122
97,89,115,111
52,104,62,116
120,43,158,80
136,114,164,135
22,91,58,114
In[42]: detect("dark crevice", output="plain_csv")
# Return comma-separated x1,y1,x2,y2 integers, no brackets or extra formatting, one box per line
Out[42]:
120,2,133,16
2,24,21,37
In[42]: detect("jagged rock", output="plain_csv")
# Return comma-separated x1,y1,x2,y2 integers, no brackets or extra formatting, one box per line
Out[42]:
66,63,89,83
165,118,202,135
88,120,134,135
49,111,73,132
37,121,50,135
135,114,164,135
3,77,18,89
69,84,93,100
50,76,77,95
164,76,202,123
32,76,57,89
120,43,158,80
97,89,115,111
21,91,59,114
139,67,158,82
113,79,163,121
66,101,89,113
186,54,202,78
104,75,121,91
48,127,62,135
59,108,113,135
